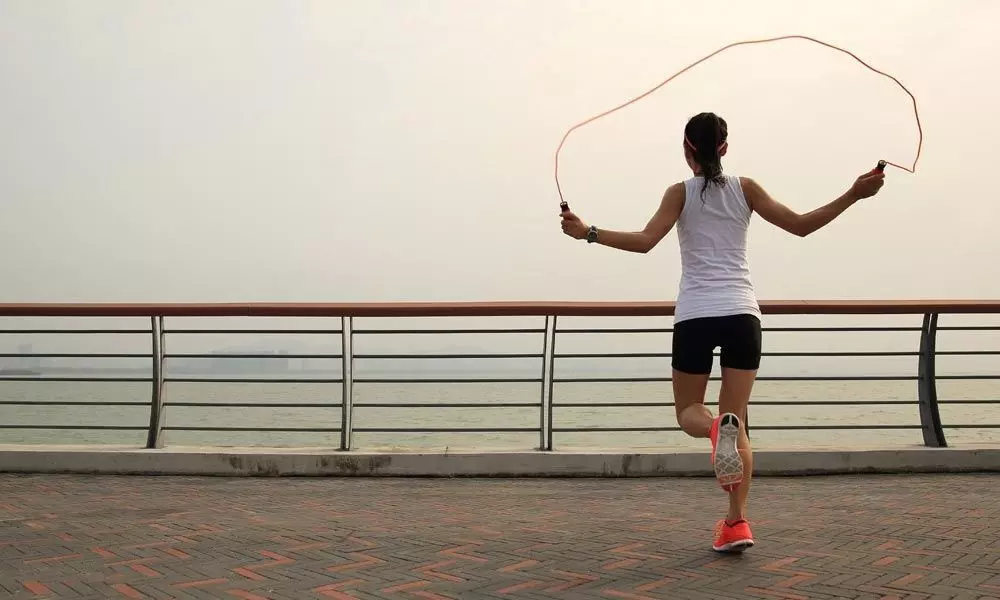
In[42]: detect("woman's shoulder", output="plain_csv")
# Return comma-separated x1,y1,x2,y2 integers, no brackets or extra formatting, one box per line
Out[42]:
732,175,765,194
731,174,766,187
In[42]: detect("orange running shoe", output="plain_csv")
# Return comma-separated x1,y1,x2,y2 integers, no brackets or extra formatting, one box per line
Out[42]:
709,412,743,492
713,519,755,553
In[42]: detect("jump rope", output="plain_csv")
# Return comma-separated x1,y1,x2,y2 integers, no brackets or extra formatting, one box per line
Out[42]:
555,34,923,214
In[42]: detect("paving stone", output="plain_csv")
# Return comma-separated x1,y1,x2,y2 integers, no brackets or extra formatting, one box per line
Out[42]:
1,473,998,598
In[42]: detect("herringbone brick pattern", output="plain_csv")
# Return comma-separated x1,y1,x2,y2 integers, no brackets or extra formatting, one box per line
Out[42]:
2,474,999,599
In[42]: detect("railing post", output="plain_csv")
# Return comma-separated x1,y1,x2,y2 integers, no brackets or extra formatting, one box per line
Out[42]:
544,315,558,451
340,316,354,451
145,316,165,449
538,316,550,450
917,312,947,447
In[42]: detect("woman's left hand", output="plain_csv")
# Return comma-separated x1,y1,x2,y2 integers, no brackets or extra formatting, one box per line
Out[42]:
560,210,588,240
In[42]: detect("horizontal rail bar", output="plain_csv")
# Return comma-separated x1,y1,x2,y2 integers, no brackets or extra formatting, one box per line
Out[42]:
167,402,344,408
558,328,674,334
353,402,541,408
552,376,919,383
556,352,674,358
937,399,1000,404
551,424,922,432
555,351,921,358
553,400,920,407
942,424,1000,428
353,329,545,335
353,378,543,384
0,377,152,382
0,350,987,360
0,330,150,335
0,399,950,408
162,427,342,432
165,329,342,335
352,427,538,433
354,353,543,359
165,353,342,359
164,377,343,383
552,427,680,432
0,425,147,430
558,327,925,334
0,401,148,406
938,326,1000,331
0,353,151,358
2,299,999,317
763,327,925,332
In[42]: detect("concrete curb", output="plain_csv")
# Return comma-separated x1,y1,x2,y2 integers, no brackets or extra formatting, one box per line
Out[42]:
1,445,999,477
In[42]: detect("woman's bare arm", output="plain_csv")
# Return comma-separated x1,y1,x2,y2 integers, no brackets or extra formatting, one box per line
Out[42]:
740,172,885,237
560,183,685,253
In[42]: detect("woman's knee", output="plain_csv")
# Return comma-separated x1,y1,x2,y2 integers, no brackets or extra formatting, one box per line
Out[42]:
673,404,692,426
675,403,712,437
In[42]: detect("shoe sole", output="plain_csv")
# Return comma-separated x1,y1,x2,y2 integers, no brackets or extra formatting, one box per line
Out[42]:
712,539,755,553
714,413,744,492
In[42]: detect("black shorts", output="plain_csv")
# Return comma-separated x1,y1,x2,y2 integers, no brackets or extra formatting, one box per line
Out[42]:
671,314,762,374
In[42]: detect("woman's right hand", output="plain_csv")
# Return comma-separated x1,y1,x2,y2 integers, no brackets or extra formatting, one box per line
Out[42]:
847,170,886,201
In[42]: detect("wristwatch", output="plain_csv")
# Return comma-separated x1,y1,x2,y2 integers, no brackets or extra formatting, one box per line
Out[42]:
586,225,599,244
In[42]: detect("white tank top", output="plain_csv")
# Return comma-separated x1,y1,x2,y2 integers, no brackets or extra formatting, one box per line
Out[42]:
674,174,761,324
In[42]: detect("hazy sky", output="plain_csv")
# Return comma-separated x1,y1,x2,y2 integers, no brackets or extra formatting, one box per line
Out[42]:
2,0,998,304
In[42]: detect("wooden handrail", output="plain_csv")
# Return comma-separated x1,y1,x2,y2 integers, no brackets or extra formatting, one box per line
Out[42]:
0,300,998,318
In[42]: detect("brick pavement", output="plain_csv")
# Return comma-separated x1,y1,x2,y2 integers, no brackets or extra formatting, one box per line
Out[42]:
1,473,999,599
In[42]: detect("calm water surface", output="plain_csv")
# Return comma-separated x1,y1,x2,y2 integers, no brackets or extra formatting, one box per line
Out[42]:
1,379,996,450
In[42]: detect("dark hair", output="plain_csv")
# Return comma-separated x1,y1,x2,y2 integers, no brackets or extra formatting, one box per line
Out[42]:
684,112,728,201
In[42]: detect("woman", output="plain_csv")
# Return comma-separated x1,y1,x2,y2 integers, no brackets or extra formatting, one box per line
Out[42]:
559,112,885,552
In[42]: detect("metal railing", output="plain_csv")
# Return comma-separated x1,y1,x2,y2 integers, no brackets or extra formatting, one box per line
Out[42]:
0,301,997,451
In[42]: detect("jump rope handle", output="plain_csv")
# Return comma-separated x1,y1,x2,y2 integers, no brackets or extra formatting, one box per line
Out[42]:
560,201,570,213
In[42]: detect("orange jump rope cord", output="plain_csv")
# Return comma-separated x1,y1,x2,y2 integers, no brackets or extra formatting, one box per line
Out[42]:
554,34,922,207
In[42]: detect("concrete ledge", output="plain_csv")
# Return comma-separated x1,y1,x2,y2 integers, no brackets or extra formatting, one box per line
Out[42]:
1,444,999,477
